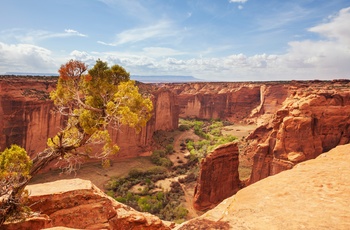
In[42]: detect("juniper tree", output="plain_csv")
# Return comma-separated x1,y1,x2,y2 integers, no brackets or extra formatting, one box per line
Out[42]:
0,59,153,224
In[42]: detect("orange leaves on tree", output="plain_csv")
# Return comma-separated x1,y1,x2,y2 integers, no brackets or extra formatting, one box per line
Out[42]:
58,59,88,80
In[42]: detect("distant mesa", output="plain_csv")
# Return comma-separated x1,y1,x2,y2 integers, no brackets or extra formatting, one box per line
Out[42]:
5,72,59,76
5,72,201,83
131,75,202,83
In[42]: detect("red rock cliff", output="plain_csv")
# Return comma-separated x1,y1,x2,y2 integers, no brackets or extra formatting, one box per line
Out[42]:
0,77,179,160
0,77,61,156
176,144,350,229
193,142,240,211
247,80,350,184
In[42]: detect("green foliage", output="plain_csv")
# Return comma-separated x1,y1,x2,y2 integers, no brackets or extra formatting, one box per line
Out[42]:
165,144,174,154
49,59,153,162
178,124,189,131
0,145,32,223
106,167,189,222
179,118,237,160
0,145,32,183
150,150,173,168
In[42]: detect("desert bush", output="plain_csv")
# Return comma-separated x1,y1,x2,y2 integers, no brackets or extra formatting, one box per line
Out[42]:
150,150,173,167
165,144,174,154
178,124,189,131
128,168,144,178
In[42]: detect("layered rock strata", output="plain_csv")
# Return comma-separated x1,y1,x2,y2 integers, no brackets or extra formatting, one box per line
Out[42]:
176,144,350,229
3,178,172,230
0,76,179,160
193,142,240,211
248,83,350,184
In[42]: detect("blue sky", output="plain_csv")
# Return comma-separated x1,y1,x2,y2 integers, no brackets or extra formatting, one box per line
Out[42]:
1,0,350,81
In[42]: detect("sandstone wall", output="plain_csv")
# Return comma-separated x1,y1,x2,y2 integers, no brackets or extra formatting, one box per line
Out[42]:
0,77,61,157
193,142,241,211
0,77,179,160
247,81,350,183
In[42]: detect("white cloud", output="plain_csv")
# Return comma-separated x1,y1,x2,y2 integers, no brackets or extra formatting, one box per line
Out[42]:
1,29,87,44
1,7,350,81
63,29,87,38
229,0,248,3
308,7,350,44
0,42,57,74
104,20,177,46
142,47,186,58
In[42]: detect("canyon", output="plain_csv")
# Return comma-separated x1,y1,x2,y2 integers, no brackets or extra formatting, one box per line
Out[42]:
1,76,350,228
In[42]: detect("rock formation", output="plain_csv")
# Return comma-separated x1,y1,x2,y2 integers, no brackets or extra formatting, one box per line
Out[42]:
163,82,263,122
3,178,173,230
2,76,350,216
0,76,61,156
247,81,350,184
193,142,241,211
0,76,179,161
176,144,350,229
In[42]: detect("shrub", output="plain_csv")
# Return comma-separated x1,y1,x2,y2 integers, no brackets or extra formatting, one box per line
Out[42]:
128,168,144,178
165,144,174,154
178,124,189,131
151,150,173,167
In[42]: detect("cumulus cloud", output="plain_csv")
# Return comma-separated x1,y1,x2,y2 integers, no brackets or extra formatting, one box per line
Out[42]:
308,7,350,44
1,7,349,81
0,42,57,74
142,47,186,58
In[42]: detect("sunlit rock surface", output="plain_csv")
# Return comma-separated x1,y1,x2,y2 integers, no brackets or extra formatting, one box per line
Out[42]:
176,144,350,229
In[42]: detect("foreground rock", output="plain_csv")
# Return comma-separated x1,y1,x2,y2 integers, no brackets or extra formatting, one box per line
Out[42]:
3,178,172,230
176,144,350,229
193,142,241,211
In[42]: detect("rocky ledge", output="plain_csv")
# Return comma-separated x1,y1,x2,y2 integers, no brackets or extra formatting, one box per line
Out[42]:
176,144,350,229
3,179,173,230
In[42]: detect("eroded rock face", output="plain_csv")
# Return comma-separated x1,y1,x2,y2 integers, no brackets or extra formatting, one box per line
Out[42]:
176,144,350,229
0,77,179,160
193,142,240,211
248,83,350,184
3,178,172,230
166,83,262,122
0,77,61,156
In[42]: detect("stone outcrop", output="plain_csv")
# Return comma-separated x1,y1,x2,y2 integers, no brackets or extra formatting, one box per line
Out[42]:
176,144,350,229
247,82,350,184
3,178,172,230
193,142,240,211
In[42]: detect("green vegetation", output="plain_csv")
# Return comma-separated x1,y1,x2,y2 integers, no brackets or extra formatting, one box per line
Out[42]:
104,118,238,222
180,119,237,159
150,150,173,168
105,167,188,222
0,145,32,223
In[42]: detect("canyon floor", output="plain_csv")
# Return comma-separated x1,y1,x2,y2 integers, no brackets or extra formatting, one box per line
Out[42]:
29,123,256,221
